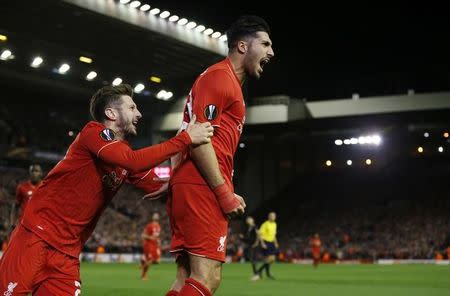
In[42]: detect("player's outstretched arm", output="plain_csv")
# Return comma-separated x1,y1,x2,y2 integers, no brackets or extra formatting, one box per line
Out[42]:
90,116,213,173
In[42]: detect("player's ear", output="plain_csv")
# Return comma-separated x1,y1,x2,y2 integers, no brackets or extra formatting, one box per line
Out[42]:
104,107,117,121
237,40,248,54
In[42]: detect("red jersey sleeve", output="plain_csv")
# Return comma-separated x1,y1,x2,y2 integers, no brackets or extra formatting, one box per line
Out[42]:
145,223,154,236
127,169,163,193
192,70,235,127
79,122,192,173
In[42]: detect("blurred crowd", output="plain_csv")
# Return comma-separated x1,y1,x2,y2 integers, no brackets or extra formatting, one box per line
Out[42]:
1,168,449,261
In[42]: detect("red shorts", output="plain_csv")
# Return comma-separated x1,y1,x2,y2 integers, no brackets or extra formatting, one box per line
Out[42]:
0,225,80,296
143,241,161,262
167,183,228,262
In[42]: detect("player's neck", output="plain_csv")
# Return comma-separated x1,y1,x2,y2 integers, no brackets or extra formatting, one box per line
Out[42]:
227,54,246,85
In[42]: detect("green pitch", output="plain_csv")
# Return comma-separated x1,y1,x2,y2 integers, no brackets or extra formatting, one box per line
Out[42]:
81,262,450,296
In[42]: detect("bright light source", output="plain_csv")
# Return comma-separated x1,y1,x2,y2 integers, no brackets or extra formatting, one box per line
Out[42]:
0,49,12,60
150,76,161,83
169,15,179,22
365,159,372,165
203,28,213,35
444,132,449,138
344,139,351,145
68,131,74,137
140,4,150,11
0,34,7,41
239,143,246,148
335,139,343,146
424,132,429,138
134,83,145,93
325,160,332,167
119,0,131,4
177,18,188,26
346,160,352,166
186,21,197,29
417,146,424,153
149,8,160,15
86,71,97,81
156,90,173,100
211,32,221,38
58,63,70,74
195,25,206,33
159,11,170,18
438,146,444,153
31,56,43,68
130,1,141,8
350,137,358,145
372,135,382,145
112,77,122,86
164,91,173,100
219,35,227,42
79,56,92,64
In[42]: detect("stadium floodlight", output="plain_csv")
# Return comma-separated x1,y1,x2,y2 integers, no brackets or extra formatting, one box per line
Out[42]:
149,8,160,15
58,63,70,74
177,18,188,26
438,146,444,153
150,76,161,83
120,0,131,4
372,135,381,145
186,21,197,30
346,160,352,166
129,1,141,9
112,77,122,86
219,35,227,42
140,4,150,11
203,28,213,36
365,159,372,165
169,15,179,22
325,160,332,167
31,56,43,68
0,34,7,41
159,11,170,19
0,49,12,60
86,71,97,81
211,32,221,38
239,143,246,148
444,132,449,138
335,139,343,146
417,146,423,153
424,132,429,138
79,56,92,64
195,25,206,33
134,83,145,93
343,139,351,145
156,90,173,100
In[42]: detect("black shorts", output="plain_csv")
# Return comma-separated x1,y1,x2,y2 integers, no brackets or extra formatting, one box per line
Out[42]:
262,241,277,256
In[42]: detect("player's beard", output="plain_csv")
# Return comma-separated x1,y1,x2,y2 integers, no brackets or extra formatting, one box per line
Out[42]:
117,112,137,138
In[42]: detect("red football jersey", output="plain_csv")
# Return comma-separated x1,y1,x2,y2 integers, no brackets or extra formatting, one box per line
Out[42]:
171,58,245,189
144,222,161,244
22,121,191,258
310,238,322,253
15,180,41,222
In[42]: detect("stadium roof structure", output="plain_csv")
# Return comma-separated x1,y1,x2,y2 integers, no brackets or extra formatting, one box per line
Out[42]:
0,1,448,105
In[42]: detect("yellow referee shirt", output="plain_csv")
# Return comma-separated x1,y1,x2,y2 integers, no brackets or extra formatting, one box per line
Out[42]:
259,220,277,242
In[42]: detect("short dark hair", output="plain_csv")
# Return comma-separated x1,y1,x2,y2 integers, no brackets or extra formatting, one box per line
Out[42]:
89,84,133,121
226,15,271,50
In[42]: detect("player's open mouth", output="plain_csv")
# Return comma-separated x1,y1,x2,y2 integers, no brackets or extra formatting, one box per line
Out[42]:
132,121,138,127
260,58,270,68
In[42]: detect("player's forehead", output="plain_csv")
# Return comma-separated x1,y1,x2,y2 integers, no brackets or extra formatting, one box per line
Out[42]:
254,31,272,45
120,95,136,107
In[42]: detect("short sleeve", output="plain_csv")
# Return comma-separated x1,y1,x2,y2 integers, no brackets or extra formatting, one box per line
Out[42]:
78,122,119,156
191,70,234,127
